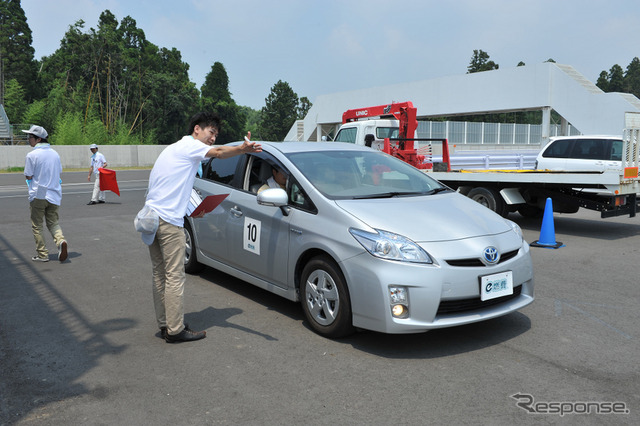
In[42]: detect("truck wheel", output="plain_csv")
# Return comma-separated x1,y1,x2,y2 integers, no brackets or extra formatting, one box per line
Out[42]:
467,187,508,217
300,256,355,338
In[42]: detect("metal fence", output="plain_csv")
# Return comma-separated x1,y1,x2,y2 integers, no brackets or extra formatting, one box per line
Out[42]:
417,121,580,145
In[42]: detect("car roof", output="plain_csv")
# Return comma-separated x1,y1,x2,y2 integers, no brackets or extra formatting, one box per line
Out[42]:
549,135,622,141
236,141,373,154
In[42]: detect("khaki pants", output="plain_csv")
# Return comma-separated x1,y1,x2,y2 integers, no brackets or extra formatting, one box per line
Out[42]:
148,219,186,335
30,198,65,259
91,174,105,202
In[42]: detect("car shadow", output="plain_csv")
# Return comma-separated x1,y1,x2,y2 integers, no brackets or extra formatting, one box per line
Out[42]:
340,312,531,359
195,265,531,358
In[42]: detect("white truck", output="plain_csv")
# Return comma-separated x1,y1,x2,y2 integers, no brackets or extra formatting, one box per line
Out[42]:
335,103,640,218
427,129,640,218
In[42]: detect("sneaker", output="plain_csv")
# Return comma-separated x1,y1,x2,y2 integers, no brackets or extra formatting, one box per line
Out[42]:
31,256,49,262
87,201,97,205
164,325,206,343
58,240,68,262
98,200,105,204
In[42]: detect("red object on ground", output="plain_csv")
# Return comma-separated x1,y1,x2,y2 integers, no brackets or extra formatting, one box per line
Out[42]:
99,168,120,196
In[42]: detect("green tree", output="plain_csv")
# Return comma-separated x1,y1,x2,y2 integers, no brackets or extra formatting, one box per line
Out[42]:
596,71,609,92
201,61,246,143
259,80,299,141
201,61,232,102
240,105,261,138
2,78,26,122
35,10,199,144
297,96,312,119
0,0,38,101
608,64,625,92
22,99,46,126
467,50,499,73
624,57,640,99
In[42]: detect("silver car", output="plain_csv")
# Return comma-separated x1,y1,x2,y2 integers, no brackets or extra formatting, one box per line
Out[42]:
185,142,534,338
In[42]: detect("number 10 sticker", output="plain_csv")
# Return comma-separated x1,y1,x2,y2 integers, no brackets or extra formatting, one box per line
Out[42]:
244,217,261,255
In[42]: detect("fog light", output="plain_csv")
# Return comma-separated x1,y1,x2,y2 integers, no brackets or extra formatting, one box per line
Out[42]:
389,286,409,318
391,304,409,318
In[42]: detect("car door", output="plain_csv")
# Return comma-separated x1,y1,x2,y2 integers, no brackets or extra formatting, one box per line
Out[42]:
192,155,242,264
223,154,292,289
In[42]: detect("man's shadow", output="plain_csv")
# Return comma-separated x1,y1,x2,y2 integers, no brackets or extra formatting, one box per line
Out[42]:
185,306,278,341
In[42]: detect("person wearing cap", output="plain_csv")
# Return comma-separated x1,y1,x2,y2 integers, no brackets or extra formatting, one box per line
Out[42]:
87,144,107,205
138,111,261,343
23,125,69,262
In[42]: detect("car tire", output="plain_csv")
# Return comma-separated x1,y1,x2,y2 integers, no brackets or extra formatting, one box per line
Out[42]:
467,187,508,217
300,256,355,338
184,219,204,274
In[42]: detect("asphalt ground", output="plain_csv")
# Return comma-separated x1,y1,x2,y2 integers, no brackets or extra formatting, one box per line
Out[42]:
0,169,638,425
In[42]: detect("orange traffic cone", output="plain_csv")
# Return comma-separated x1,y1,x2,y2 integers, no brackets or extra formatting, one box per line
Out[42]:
530,198,564,249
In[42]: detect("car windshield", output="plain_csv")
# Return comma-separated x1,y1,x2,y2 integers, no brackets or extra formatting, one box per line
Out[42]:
286,149,447,199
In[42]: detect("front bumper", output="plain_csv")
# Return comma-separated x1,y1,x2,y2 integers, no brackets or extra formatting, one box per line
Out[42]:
340,243,534,334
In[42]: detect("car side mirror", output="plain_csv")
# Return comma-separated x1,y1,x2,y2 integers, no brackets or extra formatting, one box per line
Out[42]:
257,188,289,216
257,188,288,207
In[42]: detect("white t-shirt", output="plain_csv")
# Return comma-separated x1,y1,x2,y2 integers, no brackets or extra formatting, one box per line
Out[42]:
145,135,210,226
90,152,107,176
24,143,63,205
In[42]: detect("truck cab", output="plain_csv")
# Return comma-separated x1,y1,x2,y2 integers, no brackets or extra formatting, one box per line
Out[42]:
333,119,400,151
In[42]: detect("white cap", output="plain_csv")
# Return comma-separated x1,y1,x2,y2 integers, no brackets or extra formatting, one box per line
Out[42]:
22,125,48,140
134,205,159,245
90,144,98,149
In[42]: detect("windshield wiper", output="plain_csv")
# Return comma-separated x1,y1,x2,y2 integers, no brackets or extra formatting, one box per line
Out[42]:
425,187,451,195
353,191,417,199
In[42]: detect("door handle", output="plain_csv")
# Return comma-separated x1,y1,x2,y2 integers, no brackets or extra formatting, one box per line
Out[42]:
230,206,243,217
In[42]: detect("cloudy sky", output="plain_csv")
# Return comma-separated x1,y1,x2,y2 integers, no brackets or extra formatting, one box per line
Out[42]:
21,0,640,110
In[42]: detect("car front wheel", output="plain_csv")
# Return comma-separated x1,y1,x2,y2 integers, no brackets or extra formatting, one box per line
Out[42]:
300,256,354,338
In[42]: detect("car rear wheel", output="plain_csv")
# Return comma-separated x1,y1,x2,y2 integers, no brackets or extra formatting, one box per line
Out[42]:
184,219,204,274
300,256,354,338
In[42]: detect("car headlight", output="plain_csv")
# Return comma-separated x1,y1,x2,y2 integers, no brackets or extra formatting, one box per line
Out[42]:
349,228,433,263
506,219,524,241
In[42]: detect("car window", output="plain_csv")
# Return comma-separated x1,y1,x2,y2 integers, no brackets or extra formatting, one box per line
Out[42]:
376,127,399,139
610,140,623,161
287,149,444,199
244,154,317,213
203,156,240,185
542,139,574,158
571,139,606,160
334,127,357,143
289,178,316,213
245,154,288,192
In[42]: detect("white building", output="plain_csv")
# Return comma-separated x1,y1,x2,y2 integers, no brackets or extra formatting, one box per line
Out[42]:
286,62,640,147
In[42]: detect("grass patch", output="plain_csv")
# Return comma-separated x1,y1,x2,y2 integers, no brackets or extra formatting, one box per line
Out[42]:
3,167,24,173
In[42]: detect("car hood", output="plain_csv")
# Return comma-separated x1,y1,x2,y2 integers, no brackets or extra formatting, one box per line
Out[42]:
335,192,512,242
